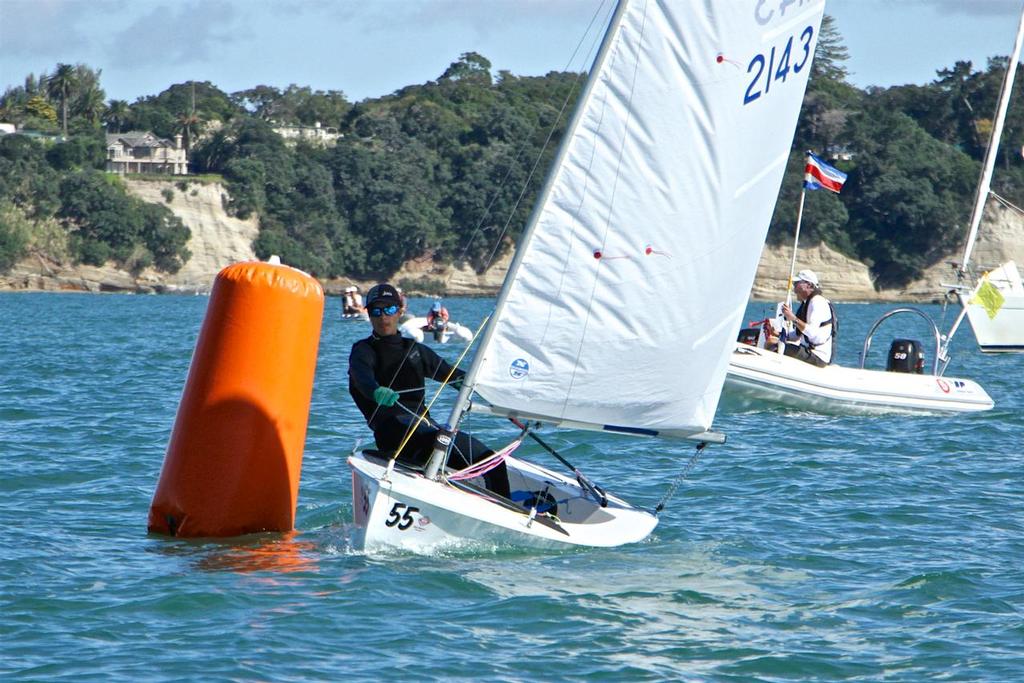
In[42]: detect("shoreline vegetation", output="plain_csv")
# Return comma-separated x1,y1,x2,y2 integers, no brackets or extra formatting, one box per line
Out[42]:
3,17,1024,300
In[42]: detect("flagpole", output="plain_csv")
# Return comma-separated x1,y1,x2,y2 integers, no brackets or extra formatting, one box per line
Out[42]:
783,151,813,330
781,151,845,339
787,184,807,312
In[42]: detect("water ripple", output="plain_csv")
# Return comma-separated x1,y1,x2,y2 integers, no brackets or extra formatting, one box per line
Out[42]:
2,295,1023,681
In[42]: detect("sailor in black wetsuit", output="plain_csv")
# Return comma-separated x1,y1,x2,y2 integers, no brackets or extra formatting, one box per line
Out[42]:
348,283,510,498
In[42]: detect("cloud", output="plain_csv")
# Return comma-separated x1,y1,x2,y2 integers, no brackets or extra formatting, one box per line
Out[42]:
0,0,120,59
104,0,242,68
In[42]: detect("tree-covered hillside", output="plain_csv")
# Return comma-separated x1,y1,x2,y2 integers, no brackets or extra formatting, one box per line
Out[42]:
2,16,1024,287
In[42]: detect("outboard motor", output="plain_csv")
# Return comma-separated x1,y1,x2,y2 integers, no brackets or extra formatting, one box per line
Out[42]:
886,338,925,374
430,316,447,342
737,327,760,346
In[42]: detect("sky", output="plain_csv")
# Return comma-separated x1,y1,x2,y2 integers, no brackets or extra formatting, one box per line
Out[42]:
2,0,1023,105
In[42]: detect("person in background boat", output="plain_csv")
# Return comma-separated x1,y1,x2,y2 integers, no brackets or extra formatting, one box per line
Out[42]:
766,269,836,367
425,299,450,339
348,283,510,498
342,286,364,316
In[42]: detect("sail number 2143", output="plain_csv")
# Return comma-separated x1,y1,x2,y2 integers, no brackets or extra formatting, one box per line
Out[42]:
743,25,814,105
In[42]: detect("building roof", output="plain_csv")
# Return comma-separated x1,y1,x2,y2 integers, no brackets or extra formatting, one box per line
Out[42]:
106,131,175,148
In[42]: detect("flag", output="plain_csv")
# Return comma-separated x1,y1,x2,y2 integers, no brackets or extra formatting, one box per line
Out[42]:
971,277,1005,319
804,152,847,193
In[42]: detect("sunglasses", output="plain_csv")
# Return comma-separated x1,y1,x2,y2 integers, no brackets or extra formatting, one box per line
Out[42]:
369,304,400,318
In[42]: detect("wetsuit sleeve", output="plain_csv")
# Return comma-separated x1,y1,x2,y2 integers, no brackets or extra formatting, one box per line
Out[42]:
418,343,465,388
349,341,381,400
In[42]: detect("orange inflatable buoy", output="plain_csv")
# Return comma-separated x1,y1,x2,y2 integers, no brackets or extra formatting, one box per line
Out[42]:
148,259,324,537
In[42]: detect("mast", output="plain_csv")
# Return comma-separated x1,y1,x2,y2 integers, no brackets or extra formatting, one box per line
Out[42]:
959,4,1024,274
424,0,630,480
941,4,1024,363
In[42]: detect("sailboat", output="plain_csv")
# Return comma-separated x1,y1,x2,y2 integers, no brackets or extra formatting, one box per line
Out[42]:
942,5,1024,354
349,0,826,551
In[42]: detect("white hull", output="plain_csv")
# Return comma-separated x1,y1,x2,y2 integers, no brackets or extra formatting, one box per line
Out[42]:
965,297,1024,352
962,262,1024,353
723,344,994,415
348,451,658,553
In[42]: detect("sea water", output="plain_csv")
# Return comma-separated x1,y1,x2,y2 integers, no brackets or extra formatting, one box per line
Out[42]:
2,292,1022,682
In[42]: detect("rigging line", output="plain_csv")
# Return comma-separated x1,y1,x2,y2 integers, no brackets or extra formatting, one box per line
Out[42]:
509,417,608,507
447,437,524,481
387,315,490,464
990,191,1024,217
560,0,651,420
394,399,497,468
479,3,614,272
365,335,422,428
443,0,615,288
654,442,708,516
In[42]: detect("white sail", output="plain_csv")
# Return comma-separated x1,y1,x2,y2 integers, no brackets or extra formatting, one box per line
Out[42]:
959,4,1024,272
471,1,825,438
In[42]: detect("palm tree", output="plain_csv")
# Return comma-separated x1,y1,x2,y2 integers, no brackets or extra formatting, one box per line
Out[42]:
46,63,77,136
76,86,106,125
175,110,201,154
174,83,201,153
104,99,131,133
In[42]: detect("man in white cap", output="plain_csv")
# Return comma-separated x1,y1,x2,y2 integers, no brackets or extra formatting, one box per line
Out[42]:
768,269,837,366
342,286,364,316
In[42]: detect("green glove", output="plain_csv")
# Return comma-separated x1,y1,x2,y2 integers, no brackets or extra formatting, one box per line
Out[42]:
373,386,399,407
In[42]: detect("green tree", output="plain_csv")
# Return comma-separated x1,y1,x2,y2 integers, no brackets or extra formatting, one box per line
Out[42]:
439,52,493,86
58,172,140,263
175,109,201,155
0,134,61,218
933,60,986,156
104,99,131,133
328,134,450,275
843,105,978,285
46,63,77,136
138,201,190,272
0,201,30,271
811,15,850,83
231,85,283,120
25,95,58,126
75,86,106,124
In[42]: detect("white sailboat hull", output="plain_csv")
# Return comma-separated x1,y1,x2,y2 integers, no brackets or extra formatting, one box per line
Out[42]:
349,451,658,553
965,296,1024,352
723,344,994,415
962,261,1024,353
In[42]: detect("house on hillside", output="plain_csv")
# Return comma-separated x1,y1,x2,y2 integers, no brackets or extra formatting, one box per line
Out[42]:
271,121,341,147
106,131,188,175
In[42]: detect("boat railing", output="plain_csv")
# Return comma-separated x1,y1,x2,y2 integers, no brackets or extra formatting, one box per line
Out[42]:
859,307,942,376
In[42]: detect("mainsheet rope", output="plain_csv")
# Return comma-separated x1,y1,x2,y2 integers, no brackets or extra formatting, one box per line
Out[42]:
385,315,489,466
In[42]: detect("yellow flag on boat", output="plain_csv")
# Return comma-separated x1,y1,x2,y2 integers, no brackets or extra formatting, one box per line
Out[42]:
971,277,1005,319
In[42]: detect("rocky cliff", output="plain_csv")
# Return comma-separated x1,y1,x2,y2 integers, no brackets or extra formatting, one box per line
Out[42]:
3,179,1022,301
0,178,257,293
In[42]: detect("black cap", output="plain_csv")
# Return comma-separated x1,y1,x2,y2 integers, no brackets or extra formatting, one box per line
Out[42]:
366,283,401,307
